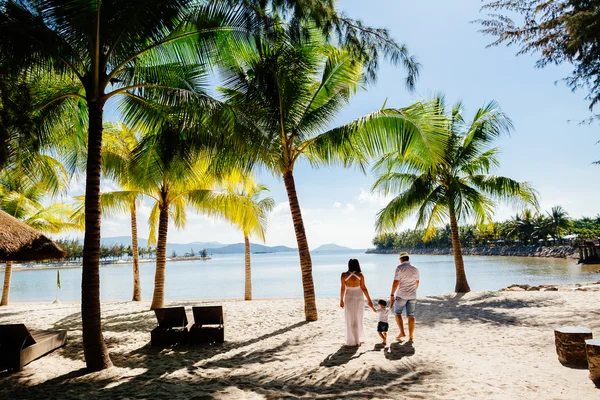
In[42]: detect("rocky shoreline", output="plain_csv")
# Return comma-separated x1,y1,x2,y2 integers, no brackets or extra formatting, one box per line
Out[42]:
501,280,600,292
366,245,578,259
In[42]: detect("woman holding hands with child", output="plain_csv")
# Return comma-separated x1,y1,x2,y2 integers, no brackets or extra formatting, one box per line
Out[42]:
340,259,376,347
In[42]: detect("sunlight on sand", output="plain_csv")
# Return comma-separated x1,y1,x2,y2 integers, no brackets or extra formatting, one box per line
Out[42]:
1,291,600,399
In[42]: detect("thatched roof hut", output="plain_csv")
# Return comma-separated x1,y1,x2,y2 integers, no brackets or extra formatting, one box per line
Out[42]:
0,210,67,261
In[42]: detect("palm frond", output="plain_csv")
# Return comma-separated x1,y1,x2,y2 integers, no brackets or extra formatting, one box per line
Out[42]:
467,175,539,209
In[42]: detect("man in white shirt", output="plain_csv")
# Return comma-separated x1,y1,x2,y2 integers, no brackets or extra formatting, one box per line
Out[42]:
390,252,420,342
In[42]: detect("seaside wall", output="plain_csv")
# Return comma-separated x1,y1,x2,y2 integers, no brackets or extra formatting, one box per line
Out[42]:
366,245,578,259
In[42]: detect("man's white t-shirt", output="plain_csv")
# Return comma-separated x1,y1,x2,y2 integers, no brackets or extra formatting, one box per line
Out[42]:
394,262,420,300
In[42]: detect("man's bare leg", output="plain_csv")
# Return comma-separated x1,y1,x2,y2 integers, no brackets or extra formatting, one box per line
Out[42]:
395,315,406,339
408,317,415,341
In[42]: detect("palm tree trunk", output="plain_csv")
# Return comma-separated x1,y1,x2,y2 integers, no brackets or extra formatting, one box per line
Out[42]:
244,234,252,301
1,261,13,306
449,206,471,293
282,170,318,321
81,100,113,371
150,204,169,310
131,202,141,301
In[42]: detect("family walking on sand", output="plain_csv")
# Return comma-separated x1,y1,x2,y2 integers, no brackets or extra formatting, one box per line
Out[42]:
340,252,420,347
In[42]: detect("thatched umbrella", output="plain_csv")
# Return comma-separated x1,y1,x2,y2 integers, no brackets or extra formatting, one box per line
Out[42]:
1,210,67,305
0,210,67,261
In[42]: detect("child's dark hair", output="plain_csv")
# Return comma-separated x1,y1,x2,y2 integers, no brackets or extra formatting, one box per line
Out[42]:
347,258,361,273
378,299,387,306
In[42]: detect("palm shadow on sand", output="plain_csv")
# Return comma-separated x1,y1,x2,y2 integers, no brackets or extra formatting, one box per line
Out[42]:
320,345,360,367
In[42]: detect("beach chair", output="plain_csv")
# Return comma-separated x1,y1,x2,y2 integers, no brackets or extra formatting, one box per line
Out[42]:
150,307,192,347
0,324,67,372
189,306,224,344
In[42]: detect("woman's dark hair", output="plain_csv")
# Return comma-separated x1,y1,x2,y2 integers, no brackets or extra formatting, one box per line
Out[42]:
348,258,361,273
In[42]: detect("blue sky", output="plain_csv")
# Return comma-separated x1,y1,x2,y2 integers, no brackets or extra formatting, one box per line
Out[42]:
83,0,599,249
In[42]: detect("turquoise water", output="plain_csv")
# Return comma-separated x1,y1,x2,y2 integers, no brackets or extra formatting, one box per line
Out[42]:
5,252,599,303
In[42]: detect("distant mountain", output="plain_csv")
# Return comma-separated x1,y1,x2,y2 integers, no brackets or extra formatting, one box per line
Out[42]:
312,243,355,252
206,243,296,254
99,236,295,255
100,236,227,255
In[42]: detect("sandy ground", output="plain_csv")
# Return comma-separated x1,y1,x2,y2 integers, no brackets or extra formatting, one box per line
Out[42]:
1,289,600,399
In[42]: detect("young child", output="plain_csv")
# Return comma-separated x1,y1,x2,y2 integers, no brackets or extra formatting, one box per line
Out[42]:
376,299,389,344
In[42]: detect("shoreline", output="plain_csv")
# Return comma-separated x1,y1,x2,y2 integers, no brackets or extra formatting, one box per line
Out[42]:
0,255,211,271
5,279,600,305
366,245,579,260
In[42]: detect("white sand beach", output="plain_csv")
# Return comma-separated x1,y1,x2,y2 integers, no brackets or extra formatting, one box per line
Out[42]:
1,288,600,399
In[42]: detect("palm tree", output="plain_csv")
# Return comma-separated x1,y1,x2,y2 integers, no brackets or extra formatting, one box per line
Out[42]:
374,97,538,293
532,213,552,245
508,209,537,245
547,206,571,244
70,122,145,300
225,183,274,300
127,122,260,309
219,22,446,320
1,0,423,368
0,169,80,306
0,0,269,370
100,123,143,301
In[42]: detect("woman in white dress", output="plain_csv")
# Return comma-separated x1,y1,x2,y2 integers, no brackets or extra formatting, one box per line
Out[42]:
340,259,376,346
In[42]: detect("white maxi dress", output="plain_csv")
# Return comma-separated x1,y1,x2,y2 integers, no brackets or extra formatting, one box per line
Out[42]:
344,272,365,346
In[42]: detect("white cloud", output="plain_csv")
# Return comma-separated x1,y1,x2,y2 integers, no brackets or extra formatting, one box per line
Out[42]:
333,202,342,209
272,202,291,216
343,203,356,213
355,188,394,207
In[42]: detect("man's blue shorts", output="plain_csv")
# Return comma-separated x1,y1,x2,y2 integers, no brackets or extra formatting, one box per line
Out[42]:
394,297,416,317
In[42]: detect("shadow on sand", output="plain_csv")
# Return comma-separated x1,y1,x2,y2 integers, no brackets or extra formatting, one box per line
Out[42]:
320,346,360,367
416,291,563,328
385,341,415,361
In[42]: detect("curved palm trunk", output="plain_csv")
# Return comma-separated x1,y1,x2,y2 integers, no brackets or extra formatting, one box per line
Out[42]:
449,206,471,293
244,234,252,301
150,205,169,310
81,100,113,371
1,261,13,306
130,202,141,301
283,171,318,321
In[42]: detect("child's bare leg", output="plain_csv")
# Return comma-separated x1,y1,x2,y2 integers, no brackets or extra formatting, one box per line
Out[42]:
382,332,387,344
378,332,386,343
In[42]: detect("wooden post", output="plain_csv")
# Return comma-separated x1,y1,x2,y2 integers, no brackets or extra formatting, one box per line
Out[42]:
586,339,600,385
554,327,593,366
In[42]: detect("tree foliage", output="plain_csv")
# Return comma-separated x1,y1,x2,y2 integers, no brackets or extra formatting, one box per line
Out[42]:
374,96,538,237
372,206,599,250
478,0,600,111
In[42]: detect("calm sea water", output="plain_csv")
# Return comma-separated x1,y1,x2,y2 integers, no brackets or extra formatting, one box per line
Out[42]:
6,251,599,303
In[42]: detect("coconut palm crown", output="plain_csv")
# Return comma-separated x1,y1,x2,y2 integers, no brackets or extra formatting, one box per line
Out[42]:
374,97,539,293
218,21,447,321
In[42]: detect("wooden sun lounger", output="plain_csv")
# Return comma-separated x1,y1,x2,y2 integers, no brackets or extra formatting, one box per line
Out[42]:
150,307,192,347
0,324,67,372
189,306,224,344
